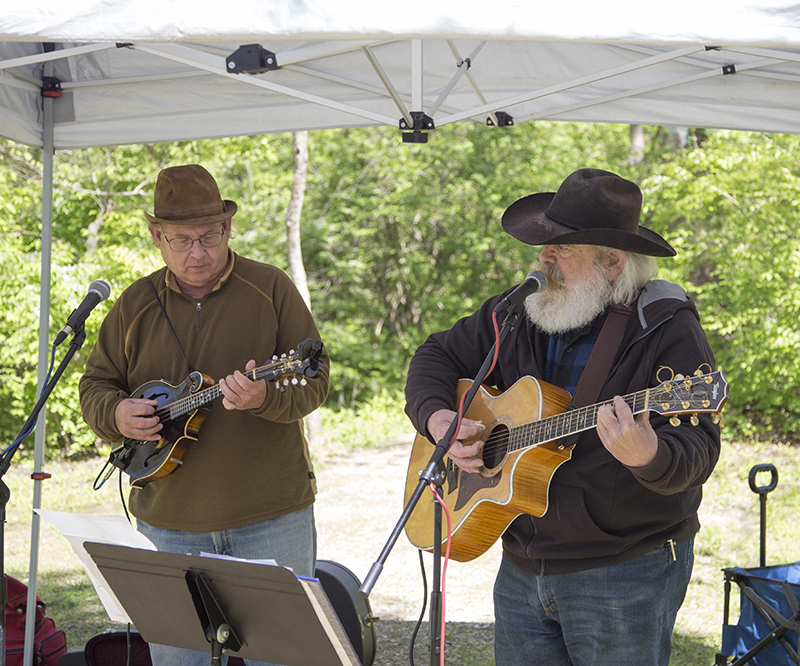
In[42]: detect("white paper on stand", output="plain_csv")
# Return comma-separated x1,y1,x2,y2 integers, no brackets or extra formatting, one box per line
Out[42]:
35,509,156,623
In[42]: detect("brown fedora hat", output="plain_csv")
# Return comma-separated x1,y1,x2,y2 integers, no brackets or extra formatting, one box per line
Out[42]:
501,168,675,257
144,164,238,226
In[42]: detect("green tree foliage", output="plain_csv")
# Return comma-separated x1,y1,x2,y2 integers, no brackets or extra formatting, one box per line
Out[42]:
1,124,798,458
301,122,634,406
643,130,800,441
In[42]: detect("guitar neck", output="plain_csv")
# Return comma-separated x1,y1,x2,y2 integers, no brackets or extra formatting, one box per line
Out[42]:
510,389,650,452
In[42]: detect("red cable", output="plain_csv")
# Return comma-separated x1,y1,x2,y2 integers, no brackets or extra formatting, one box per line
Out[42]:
434,310,500,664
429,482,453,666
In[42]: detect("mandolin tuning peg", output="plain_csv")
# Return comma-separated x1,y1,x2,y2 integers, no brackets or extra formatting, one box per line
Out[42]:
272,355,279,360
690,414,699,426
712,413,721,424
675,373,685,381
274,382,281,389
300,378,307,386
291,377,299,385
283,378,290,385
669,416,680,427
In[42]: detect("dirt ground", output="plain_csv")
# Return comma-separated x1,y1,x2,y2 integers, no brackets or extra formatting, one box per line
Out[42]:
312,438,502,664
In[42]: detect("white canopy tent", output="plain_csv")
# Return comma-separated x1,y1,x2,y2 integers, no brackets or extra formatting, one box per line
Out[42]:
2,1,800,662
2,3,800,148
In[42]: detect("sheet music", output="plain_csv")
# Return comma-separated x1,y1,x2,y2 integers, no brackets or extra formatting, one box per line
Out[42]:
35,509,156,623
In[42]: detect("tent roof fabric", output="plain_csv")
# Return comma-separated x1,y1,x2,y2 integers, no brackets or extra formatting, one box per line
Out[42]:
2,1,800,148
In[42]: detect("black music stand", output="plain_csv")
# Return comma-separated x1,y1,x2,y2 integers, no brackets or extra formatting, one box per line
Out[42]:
84,542,359,666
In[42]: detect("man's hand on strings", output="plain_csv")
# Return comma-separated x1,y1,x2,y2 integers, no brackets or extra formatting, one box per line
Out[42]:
115,398,162,441
220,359,267,411
427,408,486,474
596,395,658,467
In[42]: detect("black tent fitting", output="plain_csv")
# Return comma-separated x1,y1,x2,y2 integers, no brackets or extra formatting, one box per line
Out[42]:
226,44,279,74
487,111,514,127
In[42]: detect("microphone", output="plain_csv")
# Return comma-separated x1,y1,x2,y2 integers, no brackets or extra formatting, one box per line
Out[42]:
492,270,548,313
54,279,111,345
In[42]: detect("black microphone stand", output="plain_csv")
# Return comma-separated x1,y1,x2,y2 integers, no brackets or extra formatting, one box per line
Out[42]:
360,306,522,665
0,328,87,666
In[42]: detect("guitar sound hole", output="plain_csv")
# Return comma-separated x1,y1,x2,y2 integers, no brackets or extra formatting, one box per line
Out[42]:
482,424,509,469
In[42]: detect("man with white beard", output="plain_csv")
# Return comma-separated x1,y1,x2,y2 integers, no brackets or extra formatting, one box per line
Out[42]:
404,168,721,665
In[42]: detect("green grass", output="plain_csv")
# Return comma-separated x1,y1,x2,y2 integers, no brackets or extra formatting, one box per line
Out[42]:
4,438,800,665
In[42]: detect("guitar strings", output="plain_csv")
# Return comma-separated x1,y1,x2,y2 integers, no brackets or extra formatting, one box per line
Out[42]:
475,391,650,461
462,374,715,464
148,358,302,420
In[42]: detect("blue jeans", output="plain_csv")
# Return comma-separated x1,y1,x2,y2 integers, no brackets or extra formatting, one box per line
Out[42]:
137,505,316,666
493,538,694,666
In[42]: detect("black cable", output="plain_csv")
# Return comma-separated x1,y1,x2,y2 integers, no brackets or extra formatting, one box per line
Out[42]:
409,547,429,666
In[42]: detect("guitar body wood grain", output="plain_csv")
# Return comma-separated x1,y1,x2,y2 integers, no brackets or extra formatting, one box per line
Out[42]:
404,376,573,562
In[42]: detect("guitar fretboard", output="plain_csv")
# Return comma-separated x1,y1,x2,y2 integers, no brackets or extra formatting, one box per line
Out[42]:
508,390,650,452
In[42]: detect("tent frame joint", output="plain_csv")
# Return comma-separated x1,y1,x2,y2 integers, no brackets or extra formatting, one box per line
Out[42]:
226,44,279,74
41,76,62,98
486,111,514,127
400,111,435,143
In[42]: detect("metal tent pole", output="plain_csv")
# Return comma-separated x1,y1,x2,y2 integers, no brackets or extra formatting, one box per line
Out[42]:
22,52,56,666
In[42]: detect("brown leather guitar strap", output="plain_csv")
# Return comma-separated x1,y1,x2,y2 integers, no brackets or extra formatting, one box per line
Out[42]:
146,276,196,380
569,307,631,409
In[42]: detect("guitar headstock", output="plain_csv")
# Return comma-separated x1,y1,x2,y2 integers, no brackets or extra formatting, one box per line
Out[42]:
648,368,729,425
254,339,325,387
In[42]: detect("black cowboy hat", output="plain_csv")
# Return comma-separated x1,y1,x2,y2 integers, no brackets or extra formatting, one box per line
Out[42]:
501,168,675,257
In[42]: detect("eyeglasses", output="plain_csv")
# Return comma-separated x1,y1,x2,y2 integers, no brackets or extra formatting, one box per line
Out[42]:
162,228,226,252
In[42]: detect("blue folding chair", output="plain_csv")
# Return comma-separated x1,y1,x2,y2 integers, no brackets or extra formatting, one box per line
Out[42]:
716,464,800,666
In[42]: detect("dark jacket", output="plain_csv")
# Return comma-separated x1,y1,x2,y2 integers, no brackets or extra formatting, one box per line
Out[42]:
404,280,721,574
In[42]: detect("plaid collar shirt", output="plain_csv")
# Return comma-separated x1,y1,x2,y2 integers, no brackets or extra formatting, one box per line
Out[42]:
540,310,606,397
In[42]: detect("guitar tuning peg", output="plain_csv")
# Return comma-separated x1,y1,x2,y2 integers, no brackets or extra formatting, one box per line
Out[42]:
669,416,680,427
675,373,685,381
274,381,281,389
272,355,278,360
291,377,299,385
712,413,721,425
300,378,307,386
690,414,699,426
283,378,290,385
281,353,287,358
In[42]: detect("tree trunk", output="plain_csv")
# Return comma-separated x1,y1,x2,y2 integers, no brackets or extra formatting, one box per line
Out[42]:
628,124,645,164
285,131,323,445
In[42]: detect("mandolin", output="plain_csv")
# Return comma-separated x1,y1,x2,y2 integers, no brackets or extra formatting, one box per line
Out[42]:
98,339,324,489
404,368,728,562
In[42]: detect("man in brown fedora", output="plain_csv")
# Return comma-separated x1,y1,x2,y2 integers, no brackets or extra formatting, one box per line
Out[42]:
404,169,721,665
80,164,329,666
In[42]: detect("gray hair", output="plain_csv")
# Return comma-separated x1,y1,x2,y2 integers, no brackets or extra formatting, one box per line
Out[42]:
595,247,659,307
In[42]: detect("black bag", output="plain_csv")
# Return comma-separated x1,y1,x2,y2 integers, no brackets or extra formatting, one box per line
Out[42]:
84,631,151,666
5,576,68,666
82,630,244,666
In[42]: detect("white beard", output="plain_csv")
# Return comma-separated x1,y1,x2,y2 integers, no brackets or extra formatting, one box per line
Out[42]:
523,261,613,335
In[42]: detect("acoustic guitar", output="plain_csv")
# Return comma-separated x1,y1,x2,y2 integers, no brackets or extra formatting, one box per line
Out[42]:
102,338,324,489
403,368,728,562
